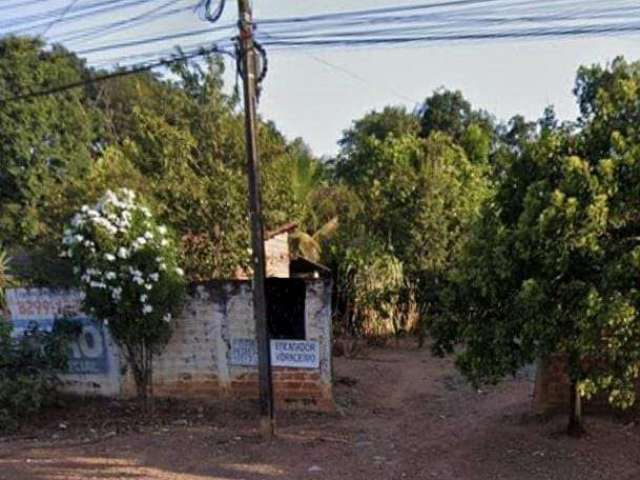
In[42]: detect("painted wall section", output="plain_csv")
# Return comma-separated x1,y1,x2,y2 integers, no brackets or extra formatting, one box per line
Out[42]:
6,288,121,396
5,279,333,411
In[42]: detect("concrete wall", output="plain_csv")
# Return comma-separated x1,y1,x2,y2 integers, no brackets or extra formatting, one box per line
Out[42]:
6,279,333,411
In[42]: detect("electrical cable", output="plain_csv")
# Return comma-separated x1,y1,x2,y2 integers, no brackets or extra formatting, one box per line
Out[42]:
198,0,225,23
2,0,640,73
0,44,231,104
41,0,81,37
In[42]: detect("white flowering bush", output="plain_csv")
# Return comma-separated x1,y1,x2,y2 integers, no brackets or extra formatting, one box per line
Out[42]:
62,189,185,401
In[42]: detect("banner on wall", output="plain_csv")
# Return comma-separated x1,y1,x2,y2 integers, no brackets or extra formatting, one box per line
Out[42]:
6,288,110,375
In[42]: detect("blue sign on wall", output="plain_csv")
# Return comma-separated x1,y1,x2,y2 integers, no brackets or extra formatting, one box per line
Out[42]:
11,317,109,375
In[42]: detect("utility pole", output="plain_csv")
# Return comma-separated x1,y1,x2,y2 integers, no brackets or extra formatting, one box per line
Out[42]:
236,0,275,439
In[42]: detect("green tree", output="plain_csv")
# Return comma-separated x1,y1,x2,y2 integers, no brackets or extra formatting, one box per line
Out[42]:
332,131,488,336
434,58,640,435
0,37,101,281
80,53,320,280
338,105,419,156
419,89,494,165
420,89,473,141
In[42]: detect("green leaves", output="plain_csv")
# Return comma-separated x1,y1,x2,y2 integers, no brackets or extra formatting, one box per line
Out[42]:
330,107,489,336
0,37,96,247
0,320,76,432
439,56,640,413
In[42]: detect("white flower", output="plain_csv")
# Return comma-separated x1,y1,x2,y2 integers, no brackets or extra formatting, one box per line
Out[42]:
75,234,84,243
117,247,129,259
122,189,135,202
104,253,116,262
133,276,144,285
142,305,153,315
163,313,172,323
140,294,148,302
81,205,89,213
158,225,167,235
104,319,109,326
73,266,80,275
133,237,147,249
144,284,153,291
90,281,106,289
161,239,169,247
144,231,154,240
149,272,160,282
83,240,93,248
159,263,167,271
105,271,117,280
175,267,184,276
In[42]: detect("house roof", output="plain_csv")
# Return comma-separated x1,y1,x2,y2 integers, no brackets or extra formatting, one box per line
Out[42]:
290,255,331,275
265,222,298,240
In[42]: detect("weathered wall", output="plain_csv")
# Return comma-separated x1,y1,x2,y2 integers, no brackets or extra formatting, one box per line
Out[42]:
234,233,290,279
6,288,122,397
533,355,640,414
265,232,290,278
6,279,333,411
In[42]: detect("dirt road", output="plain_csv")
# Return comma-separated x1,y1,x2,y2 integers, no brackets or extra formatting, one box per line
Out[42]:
2,344,640,479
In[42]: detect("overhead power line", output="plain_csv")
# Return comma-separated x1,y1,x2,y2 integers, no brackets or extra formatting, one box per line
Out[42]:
40,0,81,37
0,44,230,105
2,0,640,70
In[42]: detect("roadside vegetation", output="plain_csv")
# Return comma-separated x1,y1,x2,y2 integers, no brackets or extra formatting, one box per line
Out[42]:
2,35,640,435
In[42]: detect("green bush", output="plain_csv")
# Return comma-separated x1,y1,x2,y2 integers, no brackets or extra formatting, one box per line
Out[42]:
63,189,185,401
0,319,75,433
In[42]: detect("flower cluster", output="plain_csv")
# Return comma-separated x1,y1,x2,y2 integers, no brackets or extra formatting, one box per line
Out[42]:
62,189,185,328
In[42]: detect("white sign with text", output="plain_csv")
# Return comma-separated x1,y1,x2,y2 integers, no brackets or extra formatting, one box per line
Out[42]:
230,338,320,369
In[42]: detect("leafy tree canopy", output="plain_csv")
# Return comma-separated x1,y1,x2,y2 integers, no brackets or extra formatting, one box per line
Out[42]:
432,57,640,434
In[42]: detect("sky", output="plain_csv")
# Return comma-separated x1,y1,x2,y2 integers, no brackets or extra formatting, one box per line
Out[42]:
4,0,640,157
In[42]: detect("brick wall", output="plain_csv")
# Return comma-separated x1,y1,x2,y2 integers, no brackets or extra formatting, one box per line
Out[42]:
533,355,640,414
532,356,571,414
6,279,334,411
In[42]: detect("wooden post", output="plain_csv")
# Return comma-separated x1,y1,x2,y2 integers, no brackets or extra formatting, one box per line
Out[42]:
236,0,275,439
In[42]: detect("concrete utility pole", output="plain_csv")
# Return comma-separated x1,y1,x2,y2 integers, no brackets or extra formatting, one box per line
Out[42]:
236,0,275,439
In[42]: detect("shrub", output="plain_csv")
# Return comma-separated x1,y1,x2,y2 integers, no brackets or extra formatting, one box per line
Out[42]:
63,189,185,401
0,319,75,433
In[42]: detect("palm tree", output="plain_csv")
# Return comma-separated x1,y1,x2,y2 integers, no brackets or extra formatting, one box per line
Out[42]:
290,216,338,262
0,247,12,309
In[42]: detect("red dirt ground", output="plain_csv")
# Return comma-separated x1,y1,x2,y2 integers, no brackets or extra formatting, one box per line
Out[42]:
2,343,640,480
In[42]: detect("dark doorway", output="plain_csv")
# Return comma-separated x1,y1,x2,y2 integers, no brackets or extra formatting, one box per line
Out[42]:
266,278,306,340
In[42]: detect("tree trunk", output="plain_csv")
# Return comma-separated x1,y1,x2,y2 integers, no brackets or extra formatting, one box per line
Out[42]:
126,343,151,410
567,380,585,437
417,315,426,349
